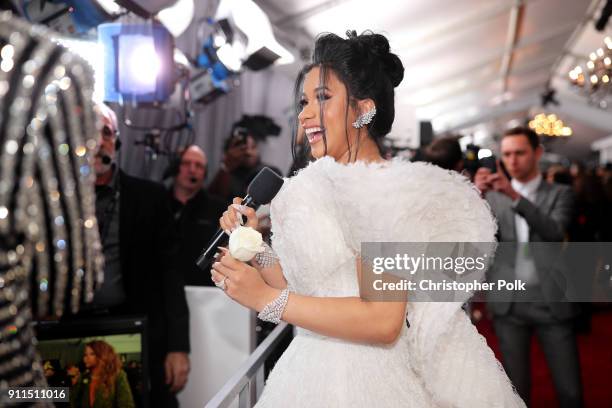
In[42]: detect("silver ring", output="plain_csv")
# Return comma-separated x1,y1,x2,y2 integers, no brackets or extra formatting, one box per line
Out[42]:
215,276,228,291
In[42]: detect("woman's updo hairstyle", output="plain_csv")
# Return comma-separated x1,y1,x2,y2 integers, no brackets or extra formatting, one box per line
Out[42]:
310,30,404,139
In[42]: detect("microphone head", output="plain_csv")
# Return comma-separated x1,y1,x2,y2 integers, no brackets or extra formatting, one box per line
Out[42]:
246,167,284,206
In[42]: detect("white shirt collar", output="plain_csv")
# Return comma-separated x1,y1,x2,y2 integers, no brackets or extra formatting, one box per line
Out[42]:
511,173,542,197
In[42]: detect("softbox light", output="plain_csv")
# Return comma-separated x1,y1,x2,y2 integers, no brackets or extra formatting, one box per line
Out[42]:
98,21,175,103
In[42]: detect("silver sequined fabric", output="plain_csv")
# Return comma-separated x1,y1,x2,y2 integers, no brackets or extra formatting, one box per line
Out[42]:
0,12,103,397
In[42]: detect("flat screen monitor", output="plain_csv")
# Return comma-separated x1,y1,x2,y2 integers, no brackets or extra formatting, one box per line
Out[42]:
35,316,148,408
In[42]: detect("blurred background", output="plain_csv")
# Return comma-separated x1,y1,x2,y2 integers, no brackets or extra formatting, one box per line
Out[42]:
5,0,612,178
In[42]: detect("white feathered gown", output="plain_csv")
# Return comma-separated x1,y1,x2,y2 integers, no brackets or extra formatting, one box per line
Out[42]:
255,157,525,407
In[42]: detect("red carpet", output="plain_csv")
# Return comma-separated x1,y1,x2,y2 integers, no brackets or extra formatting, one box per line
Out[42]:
474,304,612,407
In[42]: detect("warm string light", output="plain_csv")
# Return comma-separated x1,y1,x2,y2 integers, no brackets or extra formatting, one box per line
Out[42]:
568,36,612,108
528,113,572,137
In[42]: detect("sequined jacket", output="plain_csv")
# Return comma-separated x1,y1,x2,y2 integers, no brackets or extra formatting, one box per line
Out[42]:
0,12,103,395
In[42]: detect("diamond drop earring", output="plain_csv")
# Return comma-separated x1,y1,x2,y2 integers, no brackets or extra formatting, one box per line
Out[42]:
352,107,377,129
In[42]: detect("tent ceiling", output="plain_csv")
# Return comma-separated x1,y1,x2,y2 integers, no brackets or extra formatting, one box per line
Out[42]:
256,0,612,160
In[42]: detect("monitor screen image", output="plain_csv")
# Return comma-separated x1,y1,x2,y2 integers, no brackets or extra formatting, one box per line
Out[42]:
35,316,148,408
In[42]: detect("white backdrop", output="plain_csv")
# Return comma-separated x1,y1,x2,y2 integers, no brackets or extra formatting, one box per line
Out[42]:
177,286,255,407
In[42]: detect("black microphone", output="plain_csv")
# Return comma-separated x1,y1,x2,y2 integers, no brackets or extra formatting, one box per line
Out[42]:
196,167,284,270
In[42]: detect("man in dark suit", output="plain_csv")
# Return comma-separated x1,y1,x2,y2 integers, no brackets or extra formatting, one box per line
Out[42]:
167,145,226,286
89,103,190,407
475,127,582,407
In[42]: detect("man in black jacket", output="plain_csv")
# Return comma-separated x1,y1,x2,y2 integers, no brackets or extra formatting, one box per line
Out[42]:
167,145,226,286
90,103,190,407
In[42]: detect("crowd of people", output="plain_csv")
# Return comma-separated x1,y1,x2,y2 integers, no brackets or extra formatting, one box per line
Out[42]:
423,134,612,244
56,102,287,407
422,129,611,407
547,162,612,242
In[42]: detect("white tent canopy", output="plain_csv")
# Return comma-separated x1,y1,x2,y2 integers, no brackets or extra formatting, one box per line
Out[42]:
255,0,612,162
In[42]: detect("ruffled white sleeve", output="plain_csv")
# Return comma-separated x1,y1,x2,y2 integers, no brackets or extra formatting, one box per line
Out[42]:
390,163,524,407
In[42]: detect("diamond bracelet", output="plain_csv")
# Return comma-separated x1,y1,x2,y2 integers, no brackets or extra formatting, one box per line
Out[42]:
258,288,290,324
254,242,279,268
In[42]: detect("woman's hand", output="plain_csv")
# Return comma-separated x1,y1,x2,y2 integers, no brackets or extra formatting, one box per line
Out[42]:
219,197,259,235
211,248,278,311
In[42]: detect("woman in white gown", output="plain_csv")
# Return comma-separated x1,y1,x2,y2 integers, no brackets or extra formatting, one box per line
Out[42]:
211,31,525,407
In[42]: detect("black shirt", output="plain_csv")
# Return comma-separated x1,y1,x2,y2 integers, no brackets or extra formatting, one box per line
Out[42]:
93,169,126,308
169,188,227,286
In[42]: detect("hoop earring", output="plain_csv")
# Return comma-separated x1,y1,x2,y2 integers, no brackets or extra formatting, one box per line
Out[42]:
352,107,376,129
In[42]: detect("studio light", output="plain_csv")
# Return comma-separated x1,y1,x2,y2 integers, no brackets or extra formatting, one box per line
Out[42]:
22,0,125,34
215,41,245,73
189,0,294,104
98,22,175,103
114,0,177,18
118,34,161,95
156,0,194,38
211,0,294,71
221,0,294,68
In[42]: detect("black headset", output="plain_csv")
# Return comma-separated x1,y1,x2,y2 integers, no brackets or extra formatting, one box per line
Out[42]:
163,145,208,181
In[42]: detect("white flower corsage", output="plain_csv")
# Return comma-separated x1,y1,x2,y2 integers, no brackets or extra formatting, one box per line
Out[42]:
228,226,264,262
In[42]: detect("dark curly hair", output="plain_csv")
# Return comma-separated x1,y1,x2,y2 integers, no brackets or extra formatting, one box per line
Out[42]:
292,30,404,161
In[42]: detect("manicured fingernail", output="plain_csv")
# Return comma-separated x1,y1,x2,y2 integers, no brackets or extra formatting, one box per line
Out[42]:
218,246,228,252
232,204,247,212
224,229,231,236
212,252,219,258
235,221,241,229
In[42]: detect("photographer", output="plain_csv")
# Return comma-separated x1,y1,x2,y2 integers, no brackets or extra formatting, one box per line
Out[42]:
209,118,282,202
474,126,581,407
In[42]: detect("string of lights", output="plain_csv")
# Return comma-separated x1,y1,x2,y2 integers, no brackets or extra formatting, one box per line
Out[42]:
528,113,572,137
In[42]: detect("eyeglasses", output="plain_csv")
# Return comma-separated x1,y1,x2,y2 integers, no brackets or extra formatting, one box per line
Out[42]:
101,125,118,140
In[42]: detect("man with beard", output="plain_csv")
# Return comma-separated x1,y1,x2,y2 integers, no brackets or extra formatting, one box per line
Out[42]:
89,103,190,407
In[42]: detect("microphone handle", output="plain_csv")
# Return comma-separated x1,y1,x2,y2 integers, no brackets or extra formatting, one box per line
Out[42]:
195,195,254,269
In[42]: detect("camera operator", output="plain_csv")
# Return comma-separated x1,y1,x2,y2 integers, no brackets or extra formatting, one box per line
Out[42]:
209,127,281,202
